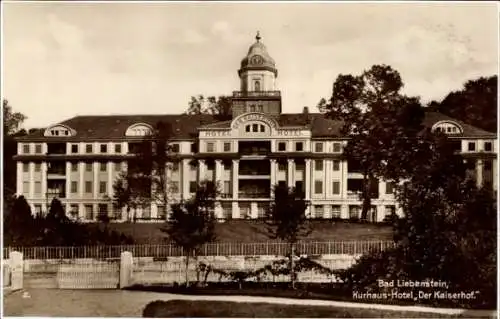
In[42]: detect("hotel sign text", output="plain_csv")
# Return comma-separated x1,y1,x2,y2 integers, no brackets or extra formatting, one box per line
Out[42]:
277,129,303,136
232,113,277,129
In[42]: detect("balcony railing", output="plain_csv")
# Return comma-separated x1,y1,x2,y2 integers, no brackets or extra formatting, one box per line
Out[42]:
239,169,271,176
233,91,281,98
239,192,270,199
47,168,66,175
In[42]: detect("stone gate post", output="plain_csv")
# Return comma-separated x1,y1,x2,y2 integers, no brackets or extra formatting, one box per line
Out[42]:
120,251,133,289
10,251,23,291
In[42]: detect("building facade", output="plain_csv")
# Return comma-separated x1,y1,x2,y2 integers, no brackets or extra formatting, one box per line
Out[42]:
14,34,498,222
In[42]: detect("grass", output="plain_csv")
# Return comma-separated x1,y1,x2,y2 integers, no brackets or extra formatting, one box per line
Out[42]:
98,220,393,244
142,300,468,318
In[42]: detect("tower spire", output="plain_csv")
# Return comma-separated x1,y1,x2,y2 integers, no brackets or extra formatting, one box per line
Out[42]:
256,31,261,42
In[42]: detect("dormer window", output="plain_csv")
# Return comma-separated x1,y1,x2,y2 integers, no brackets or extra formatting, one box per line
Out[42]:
250,105,256,112
44,124,76,137
245,125,251,132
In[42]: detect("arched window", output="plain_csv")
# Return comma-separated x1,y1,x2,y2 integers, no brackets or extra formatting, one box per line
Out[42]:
254,80,261,92
260,125,265,132
245,125,251,132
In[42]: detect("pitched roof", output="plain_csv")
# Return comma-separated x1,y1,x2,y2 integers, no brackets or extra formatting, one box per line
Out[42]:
16,111,496,141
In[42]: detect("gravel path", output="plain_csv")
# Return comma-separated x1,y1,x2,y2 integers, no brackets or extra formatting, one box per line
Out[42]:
3,289,496,318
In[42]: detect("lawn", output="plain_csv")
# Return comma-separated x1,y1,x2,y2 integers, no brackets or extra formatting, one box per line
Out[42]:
142,300,468,318
98,220,393,244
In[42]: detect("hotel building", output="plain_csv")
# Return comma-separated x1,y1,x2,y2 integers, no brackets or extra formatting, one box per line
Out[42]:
14,34,497,222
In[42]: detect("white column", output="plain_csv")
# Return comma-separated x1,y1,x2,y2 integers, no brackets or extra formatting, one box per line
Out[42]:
341,160,348,199
107,162,113,217
182,159,190,200
41,162,47,200
325,159,331,196
215,160,223,191
232,159,239,199
78,162,84,198
250,202,258,219
93,162,99,200
16,162,23,196
493,158,497,191
65,162,71,200
305,159,311,200
232,201,240,219
270,159,277,191
28,162,35,199
287,159,294,188
476,159,483,187
198,159,206,182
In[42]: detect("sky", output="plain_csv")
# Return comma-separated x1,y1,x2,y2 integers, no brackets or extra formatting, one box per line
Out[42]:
3,2,499,129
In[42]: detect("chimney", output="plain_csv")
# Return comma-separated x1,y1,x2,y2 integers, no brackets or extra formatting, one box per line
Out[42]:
302,106,309,114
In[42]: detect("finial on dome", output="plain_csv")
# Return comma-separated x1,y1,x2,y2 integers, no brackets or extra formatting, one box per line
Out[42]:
256,31,261,42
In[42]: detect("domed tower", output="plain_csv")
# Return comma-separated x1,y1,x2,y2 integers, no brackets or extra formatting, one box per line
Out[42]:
232,32,282,118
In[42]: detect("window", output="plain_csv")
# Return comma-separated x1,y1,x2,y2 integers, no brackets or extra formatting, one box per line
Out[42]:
254,80,261,92
295,142,303,152
207,142,214,153
332,160,340,171
252,124,258,132
447,127,452,133
278,180,287,188
484,142,492,152
250,105,256,112
22,182,29,194
223,181,231,196
100,144,107,153
239,203,251,219
257,203,268,219
223,142,231,152
23,163,29,173
191,143,197,153
295,181,304,193
278,142,286,152
98,204,108,219
278,162,286,171
171,143,180,153
34,204,43,216
245,125,251,132
85,163,92,172
332,181,340,194
385,205,396,217
23,144,30,154
315,143,323,152
34,163,41,172
85,181,92,193
35,144,42,154
314,180,323,194
34,181,41,194
349,205,360,219
222,203,232,220
333,143,342,153
71,144,78,153
100,162,107,172
85,204,94,220
71,163,78,172
71,181,78,193
484,160,493,171
468,142,476,151
114,144,122,153
314,205,324,219
170,181,179,193
189,181,197,193
99,181,107,194
315,160,323,171
331,205,341,219
258,105,264,112
114,162,122,172
190,162,197,171
70,204,79,218
223,161,231,171
157,205,166,220
386,182,395,194
86,144,93,153
260,124,265,132
172,162,179,172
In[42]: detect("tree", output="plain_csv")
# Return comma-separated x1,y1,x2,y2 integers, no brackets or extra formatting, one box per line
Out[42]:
340,132,497,308
186,95,232,121
4,195,36,246
317,65,425,220
161,180,218,286
428,75,497,132
113,121,174,221
265,184,310,289
3,100,27,211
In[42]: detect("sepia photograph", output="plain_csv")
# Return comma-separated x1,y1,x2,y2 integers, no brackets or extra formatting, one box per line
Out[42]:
2,1,498,318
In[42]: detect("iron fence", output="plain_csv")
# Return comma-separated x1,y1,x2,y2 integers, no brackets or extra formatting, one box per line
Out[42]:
4,240,395,260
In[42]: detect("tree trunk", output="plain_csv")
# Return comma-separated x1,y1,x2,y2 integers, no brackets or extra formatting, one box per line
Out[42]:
360,174,371,221
185,251,190,287
290,243,296,289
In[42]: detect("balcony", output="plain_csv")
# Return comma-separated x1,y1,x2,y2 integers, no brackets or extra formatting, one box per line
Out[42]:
47,164,66,178
233,91,281,98
239,160,270,177
46,142,66,155
239,141,271,157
